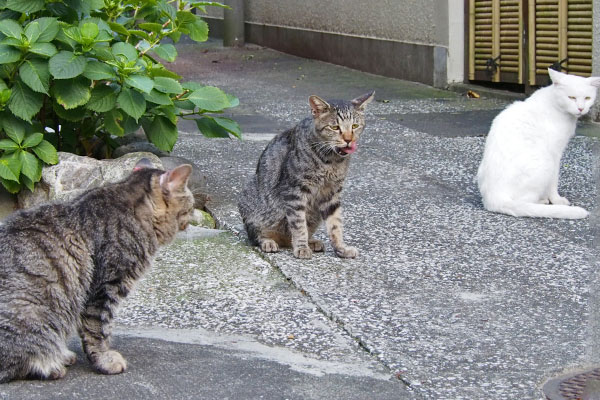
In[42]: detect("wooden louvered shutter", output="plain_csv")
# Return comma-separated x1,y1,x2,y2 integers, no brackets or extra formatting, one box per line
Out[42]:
469,0,524,83
528,0,592,85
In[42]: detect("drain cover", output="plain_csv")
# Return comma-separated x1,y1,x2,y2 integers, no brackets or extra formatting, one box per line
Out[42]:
543,368,600,400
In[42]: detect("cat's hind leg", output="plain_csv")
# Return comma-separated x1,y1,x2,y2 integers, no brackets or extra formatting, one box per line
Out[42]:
308,238,325,252
27,352,68,380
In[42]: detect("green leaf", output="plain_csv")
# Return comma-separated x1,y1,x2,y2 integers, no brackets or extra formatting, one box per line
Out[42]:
63,26,83,44
2,114,25,144
21,132,44,148
153,44,177,62
0,19,23,39
144,89,172,105
128,30,150,41
22,132,43,148
152,76,182,95
213,117,242,139
18,150,40,181
137,22,163,33
0,154,20,182
226,93,239,108
81,23,99,39
49,51,87,79
86,84,117,112
112,42,138,62
19,59,50,94
34,17,60,43
29,42,58,58
8,79,43,123
188,19,209,42
117,87,146,121
143,115,178,152
24,22,42,44
83,60,116,80
103,108,124,136
107,21,129,37
53,77,91,109
0,138,19,151
176,10,197,25
174,99,195,110
158,1,177,20
0,177,20,192
195,116,230,138
188,86,231,111
182,81,204,91
148,64,181,79
32,140,58,164
125,74,154,94
52,101,86,122
0,44,20,64
20,173,34,192
6,0,44,13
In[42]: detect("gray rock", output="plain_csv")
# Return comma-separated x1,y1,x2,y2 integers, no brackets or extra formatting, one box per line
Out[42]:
18,152,163,209
0,186,16,220
112,142,169,158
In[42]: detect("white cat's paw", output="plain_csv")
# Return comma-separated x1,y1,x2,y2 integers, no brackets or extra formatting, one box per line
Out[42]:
550,196,570,206
335,246,359,259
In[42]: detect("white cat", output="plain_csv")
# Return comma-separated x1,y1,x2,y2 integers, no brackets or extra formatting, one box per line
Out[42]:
477,68,600,219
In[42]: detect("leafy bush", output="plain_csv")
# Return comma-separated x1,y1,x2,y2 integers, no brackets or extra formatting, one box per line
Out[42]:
0,0,240,193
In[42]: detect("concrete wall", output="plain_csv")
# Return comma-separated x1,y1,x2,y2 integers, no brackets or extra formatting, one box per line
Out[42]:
208,1,448,46
204,0,455,87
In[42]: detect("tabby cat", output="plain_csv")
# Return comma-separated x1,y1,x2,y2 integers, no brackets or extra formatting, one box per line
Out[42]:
239,91,374,259
0,159,194,383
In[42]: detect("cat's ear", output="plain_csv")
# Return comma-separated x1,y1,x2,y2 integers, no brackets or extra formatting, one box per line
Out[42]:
160,164,192,192
548,68,566,85
133,157,155,171
308,95,331,117
587,76,600,88
352,91,375,110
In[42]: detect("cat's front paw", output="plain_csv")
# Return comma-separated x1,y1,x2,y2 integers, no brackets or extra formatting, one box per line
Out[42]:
62,350,77,366
260,239,279,253
335,246,359,259
93,350,127,375
293,246,313,259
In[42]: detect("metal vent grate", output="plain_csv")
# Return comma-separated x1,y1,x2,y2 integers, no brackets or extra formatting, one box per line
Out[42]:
543,368,600,400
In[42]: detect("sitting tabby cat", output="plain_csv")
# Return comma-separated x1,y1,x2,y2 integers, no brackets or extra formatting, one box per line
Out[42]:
477,68,600,219
239,91,374,259
0,160,194,383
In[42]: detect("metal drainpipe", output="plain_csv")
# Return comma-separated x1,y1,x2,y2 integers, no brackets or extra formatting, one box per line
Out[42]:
223,0,245,47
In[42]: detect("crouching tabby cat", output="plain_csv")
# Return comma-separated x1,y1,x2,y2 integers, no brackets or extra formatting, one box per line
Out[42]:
239,91,374,259
0,160,194,383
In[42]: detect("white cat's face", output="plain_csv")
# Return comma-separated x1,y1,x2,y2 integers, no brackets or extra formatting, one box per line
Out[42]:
549,69,600,117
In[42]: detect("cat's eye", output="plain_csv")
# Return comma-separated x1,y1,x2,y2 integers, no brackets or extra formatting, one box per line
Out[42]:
352,124,359,129
586,96,591,100
569,96,576,100
329,125,340,130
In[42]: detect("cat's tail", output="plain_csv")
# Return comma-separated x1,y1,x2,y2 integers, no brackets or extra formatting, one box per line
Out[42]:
483,198,588,219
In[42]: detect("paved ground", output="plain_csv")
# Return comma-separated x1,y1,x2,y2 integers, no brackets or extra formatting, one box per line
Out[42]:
2,40,600,400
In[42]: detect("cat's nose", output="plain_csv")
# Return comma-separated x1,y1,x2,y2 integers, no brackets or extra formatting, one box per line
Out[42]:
578,107,584,112
344,138,352,144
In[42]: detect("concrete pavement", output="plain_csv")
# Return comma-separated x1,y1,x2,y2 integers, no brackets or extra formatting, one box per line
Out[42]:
2,39,600,400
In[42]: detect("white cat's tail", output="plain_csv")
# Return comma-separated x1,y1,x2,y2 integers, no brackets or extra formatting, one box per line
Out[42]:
483,198,588,219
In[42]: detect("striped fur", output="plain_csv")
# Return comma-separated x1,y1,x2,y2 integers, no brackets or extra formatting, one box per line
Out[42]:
239,92,374,259
0,162,193,383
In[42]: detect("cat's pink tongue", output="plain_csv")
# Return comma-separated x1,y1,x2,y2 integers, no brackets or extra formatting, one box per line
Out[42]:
341,142,357,154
